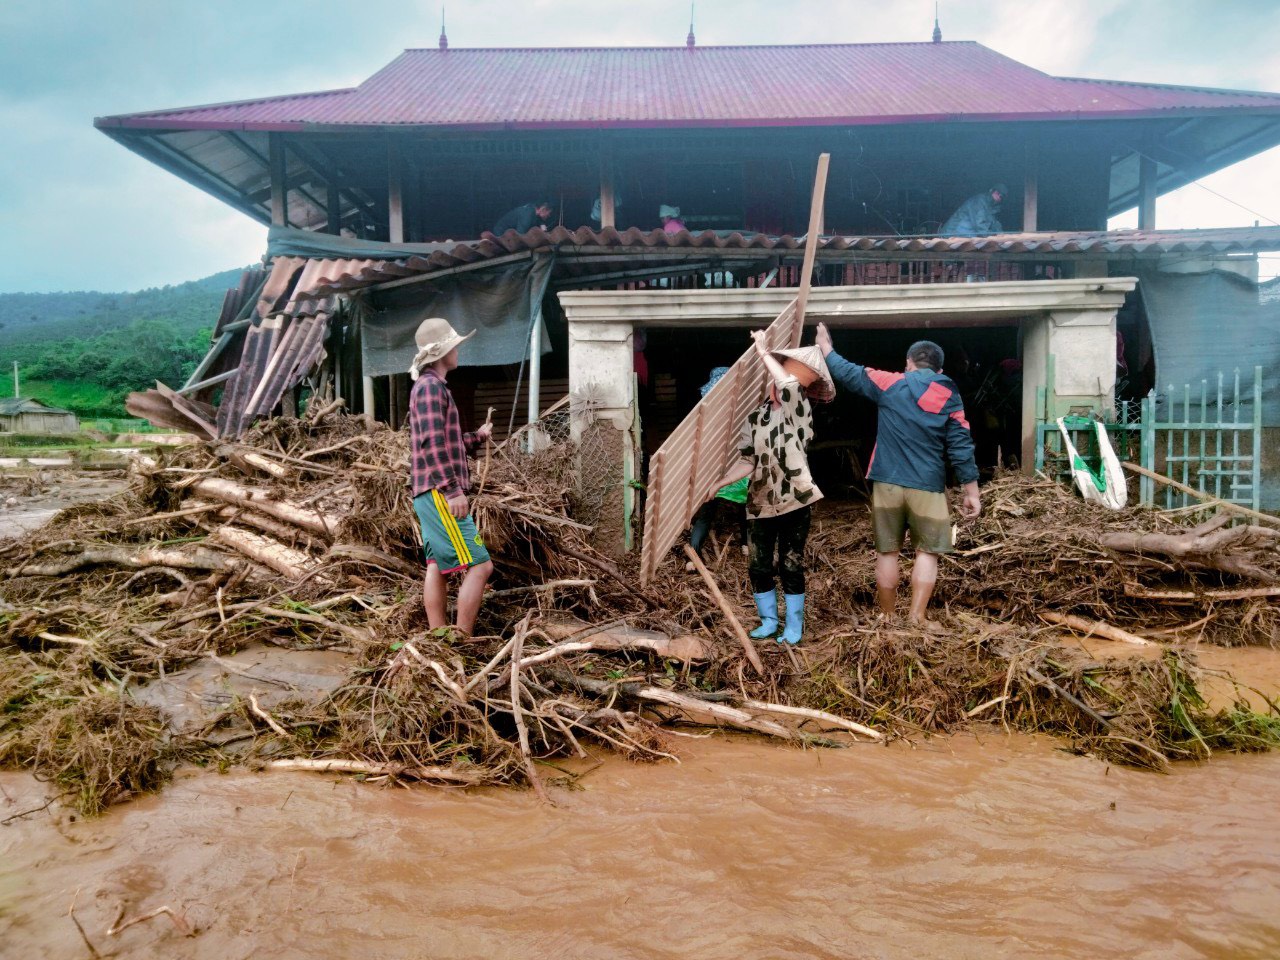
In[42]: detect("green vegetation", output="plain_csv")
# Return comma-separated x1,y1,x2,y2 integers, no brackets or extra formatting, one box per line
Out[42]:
0,267,249,418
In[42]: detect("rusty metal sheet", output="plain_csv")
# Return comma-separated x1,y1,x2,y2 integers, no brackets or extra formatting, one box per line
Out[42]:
639,299,804,584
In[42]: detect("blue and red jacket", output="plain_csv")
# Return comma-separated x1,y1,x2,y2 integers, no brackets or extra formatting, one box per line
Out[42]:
825,351,979,493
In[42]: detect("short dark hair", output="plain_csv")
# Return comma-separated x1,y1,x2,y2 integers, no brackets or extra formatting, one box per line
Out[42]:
907,340,944,371
535,199,554,210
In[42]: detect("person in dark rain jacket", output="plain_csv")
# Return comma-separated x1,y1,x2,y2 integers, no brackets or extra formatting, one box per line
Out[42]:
940,183,1007,236
816,324,981,625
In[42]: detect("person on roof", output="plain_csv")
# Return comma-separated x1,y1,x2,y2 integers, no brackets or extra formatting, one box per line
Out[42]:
659,204,687,235
702,333,835,645
815,324,981,626
492,200,554,235
940,183,1007,237
408,317,494,638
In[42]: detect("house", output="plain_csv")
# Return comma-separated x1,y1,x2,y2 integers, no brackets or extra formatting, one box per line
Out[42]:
97,34,1280,537
0,398,78,434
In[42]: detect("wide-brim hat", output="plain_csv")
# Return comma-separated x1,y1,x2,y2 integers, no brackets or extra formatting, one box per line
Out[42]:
771,345,836,402
410,317,474,377
659,204,681,219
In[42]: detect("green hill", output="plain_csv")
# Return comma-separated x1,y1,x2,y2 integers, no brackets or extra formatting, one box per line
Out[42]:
0,266,250,418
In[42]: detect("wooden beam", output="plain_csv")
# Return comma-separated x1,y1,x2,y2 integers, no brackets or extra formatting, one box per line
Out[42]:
599,147,616,230
327,182,341,235
387,140,404,243
268,133,287,227
1138,153,1158,231
1023,137,1039,232
793,152,830,328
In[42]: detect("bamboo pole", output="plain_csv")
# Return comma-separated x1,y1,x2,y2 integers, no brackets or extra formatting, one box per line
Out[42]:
684,544,765,674
1122,461,1280,528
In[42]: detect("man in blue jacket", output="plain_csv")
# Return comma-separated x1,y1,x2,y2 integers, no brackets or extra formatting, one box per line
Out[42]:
815,323,981,624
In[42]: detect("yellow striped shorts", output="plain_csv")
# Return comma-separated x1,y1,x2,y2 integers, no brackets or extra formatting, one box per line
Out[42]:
413,490,490,574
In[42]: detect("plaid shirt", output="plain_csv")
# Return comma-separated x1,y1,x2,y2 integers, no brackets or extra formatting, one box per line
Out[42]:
409,369,480,499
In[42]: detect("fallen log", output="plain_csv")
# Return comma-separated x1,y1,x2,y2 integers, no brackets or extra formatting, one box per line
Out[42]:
210,526,321,581
547,668,793,739
188,476,337,538
1122,461,1280,529
1100,517,1280,583
1039,611,1154,647
326,542,419,579
266,758,482,784
1125,584,1280,602
540,618,712,663
4,544,235,578
211,504,324,548
740,699,883,740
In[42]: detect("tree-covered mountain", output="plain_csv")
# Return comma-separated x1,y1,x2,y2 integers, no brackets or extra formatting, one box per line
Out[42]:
0,266,251,418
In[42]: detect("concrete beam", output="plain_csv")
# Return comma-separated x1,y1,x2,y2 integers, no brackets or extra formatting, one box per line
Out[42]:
558,278,1137,329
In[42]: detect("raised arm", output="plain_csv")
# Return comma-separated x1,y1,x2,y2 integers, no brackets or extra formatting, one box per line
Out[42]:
815,322,902,404
750,329,790,383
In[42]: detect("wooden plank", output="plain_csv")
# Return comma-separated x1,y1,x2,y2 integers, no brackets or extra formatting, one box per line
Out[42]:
178,368,238,396
388,140,405,243
268,133,287,227
1023,138,1039,232
1138,153,1158,231
792,152,829,328
599,148,616,230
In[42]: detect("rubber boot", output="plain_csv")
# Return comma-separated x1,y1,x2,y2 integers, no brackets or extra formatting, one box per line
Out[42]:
780,593,805,645
750,591,779,639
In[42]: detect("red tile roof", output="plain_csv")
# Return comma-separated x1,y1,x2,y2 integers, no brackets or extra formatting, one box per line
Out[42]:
274,225,1280,301
96,43,1280,132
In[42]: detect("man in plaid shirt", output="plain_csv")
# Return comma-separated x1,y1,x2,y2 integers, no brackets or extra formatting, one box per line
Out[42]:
408,317,493,636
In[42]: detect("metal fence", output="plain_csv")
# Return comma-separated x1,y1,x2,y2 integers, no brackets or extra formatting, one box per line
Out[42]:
1035,366,1264,510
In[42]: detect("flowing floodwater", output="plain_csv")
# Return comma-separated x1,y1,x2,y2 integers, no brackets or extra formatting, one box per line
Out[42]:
3,731,1279,959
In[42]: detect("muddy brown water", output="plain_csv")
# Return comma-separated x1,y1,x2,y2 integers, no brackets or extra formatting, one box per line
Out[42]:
3,731,1279,960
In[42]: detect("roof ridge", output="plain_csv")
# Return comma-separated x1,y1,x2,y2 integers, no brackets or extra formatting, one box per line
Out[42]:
398,41,983,52
1058,74,1280,99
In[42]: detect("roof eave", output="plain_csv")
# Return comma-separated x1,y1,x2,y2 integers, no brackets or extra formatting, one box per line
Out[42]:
91,104,1280,136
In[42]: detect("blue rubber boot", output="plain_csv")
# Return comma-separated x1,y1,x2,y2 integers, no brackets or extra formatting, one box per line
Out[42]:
750,591,779,639
780,593,805,645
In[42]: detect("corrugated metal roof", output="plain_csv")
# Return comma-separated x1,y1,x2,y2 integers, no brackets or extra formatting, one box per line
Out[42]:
281,225,1280,301
639,299,806,584
0,398,74,416
95,43,1280,132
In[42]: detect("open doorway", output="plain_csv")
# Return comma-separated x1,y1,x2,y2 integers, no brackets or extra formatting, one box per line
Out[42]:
638,323,1023,501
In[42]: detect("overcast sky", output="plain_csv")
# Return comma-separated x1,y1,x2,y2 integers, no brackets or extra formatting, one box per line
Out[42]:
2,0,1278,293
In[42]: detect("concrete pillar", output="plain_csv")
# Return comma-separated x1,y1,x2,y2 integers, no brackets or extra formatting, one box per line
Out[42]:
568,320,635,554
568,320,635,434
1021,308,1118,467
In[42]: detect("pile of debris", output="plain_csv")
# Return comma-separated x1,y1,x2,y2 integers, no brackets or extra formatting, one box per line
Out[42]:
2,401,1279,814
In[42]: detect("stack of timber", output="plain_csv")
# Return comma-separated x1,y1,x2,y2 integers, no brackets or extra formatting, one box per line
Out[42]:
2,403,1280,816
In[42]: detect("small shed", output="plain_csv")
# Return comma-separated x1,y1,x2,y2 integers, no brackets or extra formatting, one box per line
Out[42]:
0,398,79,434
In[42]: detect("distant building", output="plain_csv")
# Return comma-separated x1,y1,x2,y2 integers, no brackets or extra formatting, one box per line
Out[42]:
0,398,78,434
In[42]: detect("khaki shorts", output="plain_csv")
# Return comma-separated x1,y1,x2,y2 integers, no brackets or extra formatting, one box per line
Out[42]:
872,482,952,555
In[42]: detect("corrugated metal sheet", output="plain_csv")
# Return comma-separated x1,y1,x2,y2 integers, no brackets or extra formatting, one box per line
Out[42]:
95,43,1280,132
287,225,1280,299
639,299,805,584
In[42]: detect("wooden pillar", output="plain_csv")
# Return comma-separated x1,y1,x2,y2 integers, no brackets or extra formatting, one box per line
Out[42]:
1023,138,1039,232
1138,153,1158,231
268,133,287,227
388,140,404,243
599,147,615,230
326,182,341,234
